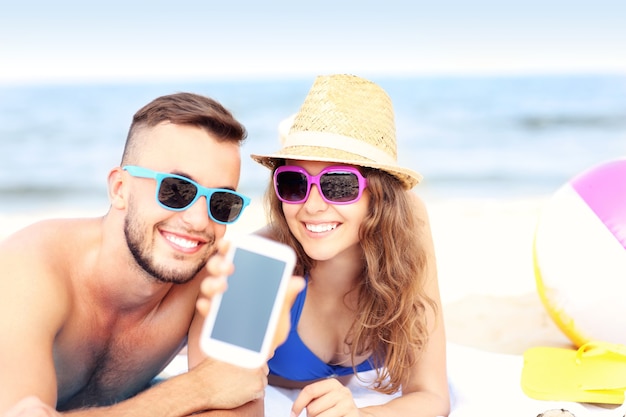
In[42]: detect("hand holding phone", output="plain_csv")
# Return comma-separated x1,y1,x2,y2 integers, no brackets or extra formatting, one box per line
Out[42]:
200,234,296,368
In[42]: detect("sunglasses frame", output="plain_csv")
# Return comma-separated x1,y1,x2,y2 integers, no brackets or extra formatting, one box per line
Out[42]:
274,165,368,205
123,165,250,225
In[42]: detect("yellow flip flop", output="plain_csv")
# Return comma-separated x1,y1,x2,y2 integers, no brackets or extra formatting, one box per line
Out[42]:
521,341,626,405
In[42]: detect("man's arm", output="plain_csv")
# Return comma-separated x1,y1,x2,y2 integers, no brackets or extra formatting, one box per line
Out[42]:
184,309,266,416
0,250,67,415
3,396,265,417
100,360,266,417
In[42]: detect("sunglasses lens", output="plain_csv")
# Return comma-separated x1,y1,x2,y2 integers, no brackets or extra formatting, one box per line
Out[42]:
320,172,360,202
158,177,198,209
276,171,308,202
209,192,245,223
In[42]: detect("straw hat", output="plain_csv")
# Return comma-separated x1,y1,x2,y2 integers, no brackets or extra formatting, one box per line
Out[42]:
251,74,422,190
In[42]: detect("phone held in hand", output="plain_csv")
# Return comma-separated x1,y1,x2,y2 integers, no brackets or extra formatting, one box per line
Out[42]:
200,234,296,368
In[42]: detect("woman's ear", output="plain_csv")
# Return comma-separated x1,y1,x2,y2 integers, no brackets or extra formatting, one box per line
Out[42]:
108,167,127,210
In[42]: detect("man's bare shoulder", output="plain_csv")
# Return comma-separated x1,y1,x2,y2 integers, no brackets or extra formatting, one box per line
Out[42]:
2,217,103,256
0,217,104,319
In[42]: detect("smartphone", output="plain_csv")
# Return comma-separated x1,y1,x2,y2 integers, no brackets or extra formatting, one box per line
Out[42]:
200,234,296,368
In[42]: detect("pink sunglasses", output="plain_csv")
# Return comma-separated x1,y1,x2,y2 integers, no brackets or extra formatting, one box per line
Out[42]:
274,165,368,205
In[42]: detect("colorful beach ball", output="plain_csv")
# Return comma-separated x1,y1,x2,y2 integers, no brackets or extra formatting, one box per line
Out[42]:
533,158,626,347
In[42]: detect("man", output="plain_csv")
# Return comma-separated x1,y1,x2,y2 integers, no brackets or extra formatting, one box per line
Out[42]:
0,92,303,416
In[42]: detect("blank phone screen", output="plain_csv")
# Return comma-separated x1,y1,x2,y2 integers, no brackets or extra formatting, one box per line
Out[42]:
210,248,286,352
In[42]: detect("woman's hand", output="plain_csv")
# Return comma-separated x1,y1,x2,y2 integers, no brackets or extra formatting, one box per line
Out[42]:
291,379,361,417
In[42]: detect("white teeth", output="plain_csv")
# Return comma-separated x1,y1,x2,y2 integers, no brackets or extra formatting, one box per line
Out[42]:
166,235,199,249
305,223,337,233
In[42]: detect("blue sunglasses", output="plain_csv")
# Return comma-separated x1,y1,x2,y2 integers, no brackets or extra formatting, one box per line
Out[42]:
123,165,250,225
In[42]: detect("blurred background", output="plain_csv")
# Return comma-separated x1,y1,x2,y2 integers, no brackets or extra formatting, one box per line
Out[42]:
1,0,625,216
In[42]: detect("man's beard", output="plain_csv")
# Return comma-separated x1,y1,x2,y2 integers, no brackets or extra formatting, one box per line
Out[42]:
123,203,213,284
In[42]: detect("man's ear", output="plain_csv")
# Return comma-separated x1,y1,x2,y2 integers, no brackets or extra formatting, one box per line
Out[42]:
108,167,127,210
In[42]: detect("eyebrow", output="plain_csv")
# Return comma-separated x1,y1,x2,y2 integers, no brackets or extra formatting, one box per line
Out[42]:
170,170,237,192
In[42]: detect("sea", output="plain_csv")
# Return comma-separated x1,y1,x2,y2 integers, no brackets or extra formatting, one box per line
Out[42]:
1,74,625,217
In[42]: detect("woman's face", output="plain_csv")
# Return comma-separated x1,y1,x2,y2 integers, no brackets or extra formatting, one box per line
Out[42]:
280,160,370,261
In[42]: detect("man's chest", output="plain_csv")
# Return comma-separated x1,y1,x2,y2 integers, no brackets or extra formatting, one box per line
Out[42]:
54,309,190,410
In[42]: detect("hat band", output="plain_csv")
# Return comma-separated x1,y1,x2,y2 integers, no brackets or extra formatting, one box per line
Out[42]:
284,131,397,165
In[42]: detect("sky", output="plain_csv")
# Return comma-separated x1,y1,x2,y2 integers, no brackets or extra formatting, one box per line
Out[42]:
1,0,625,84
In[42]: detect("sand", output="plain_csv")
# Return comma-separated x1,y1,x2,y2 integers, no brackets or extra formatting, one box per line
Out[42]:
426,197,576,354
0,195,576,354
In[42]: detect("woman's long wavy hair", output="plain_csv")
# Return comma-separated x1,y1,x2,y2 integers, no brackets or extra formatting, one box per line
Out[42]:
265,164,436,394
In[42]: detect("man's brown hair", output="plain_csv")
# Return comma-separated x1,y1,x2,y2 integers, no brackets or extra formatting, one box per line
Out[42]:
121,92,247,164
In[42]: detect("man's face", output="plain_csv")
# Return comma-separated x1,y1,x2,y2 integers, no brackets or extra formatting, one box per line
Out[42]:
123,122,242,284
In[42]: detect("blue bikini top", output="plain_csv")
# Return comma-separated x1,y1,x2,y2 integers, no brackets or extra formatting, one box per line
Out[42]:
268,276,375,381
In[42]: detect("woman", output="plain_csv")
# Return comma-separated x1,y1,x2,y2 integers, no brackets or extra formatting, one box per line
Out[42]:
251,74,450,417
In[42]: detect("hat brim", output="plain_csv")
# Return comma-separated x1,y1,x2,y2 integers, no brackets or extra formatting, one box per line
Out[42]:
251,145,422,190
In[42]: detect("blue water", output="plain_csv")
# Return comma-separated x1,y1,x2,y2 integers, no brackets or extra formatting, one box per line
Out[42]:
1,74,625,215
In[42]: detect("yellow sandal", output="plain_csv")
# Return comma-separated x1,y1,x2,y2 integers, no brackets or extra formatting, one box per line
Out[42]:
521,341,626,405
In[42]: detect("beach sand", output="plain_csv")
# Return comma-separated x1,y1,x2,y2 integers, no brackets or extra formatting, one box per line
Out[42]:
426,197,575,354
0,195,575,355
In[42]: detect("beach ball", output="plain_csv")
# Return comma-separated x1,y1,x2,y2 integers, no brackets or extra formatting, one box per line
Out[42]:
533,158,626,347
